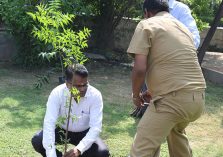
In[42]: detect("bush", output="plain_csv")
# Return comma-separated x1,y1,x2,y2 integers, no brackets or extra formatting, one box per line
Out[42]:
0,0,47,67
185,0,223,30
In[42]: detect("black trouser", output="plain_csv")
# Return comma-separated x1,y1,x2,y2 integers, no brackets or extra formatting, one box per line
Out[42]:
31,128,110,157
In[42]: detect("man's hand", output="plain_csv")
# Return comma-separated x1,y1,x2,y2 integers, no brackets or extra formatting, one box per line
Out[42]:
141,90,152,104
132,94,144,107
132,90,152,107
63,147,80,157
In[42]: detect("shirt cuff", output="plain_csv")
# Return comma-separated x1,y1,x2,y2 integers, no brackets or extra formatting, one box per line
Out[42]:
76,142,86,155
45,148,57,157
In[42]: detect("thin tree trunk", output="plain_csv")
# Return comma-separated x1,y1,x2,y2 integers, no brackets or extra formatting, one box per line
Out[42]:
64,64,76,154
64,91,73,153
198,1,223,64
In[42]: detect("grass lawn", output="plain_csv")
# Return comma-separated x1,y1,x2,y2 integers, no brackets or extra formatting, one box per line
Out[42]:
0,61,223,157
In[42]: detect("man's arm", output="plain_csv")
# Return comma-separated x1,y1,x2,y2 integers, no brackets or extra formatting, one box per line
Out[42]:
127,21,151,107
132,54,148,107
42,89,61,157
178,4,200,48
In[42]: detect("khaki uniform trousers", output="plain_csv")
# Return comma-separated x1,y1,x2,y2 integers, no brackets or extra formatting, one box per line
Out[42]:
130,89,205,157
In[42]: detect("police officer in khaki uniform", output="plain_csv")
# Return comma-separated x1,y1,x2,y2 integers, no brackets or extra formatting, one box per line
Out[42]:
127,0,206,156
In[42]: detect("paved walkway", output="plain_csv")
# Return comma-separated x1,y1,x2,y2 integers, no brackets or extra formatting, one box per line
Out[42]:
201,52,223,84
202,52,223,73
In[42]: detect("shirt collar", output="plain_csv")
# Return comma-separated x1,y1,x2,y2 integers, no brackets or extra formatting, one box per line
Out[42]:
83,85,91,98
154,11,170,17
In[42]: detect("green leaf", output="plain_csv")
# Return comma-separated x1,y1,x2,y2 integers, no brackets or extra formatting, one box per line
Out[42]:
27,12,36,21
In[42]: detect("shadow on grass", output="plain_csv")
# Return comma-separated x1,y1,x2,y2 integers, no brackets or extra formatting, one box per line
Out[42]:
205,82,223,115
102,102,138,138
216,151,223,157
0,83,137,137
0,86,46,128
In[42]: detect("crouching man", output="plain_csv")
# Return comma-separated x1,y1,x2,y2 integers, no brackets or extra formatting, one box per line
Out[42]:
31,64,110,157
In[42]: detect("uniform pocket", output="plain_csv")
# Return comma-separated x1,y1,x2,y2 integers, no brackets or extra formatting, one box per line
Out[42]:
150,96,163,112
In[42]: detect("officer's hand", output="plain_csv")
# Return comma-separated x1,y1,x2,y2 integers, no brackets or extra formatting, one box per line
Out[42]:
141,90,152,103
63,147,80,157
132,95,144,107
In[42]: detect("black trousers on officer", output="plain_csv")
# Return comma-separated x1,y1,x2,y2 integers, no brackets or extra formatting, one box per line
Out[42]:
31,128,110,157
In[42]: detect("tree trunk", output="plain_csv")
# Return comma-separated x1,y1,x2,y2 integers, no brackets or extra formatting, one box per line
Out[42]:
94,0,115,50
94,0,136,50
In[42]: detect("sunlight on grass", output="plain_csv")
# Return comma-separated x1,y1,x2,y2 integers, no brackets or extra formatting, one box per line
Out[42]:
1,97,20,107
186,82,223,157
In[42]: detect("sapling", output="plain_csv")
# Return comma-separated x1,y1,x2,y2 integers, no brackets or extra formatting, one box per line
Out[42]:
27,0,90,86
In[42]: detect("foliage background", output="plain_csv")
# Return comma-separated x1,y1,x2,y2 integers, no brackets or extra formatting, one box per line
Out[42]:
0,0,222,67
0,0,47,67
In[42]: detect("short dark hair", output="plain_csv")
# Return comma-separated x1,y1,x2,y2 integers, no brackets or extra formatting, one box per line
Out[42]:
65,64,88,81
143,0,169,13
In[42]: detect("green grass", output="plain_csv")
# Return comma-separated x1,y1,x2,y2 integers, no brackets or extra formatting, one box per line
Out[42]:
0,62,223,157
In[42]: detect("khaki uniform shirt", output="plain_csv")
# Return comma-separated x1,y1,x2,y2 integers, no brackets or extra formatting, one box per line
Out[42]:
127,11,206,97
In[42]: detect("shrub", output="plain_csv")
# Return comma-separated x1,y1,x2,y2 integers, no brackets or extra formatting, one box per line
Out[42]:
0,0,50,67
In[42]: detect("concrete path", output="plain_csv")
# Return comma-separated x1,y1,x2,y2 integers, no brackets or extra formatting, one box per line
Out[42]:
202,52,223,84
